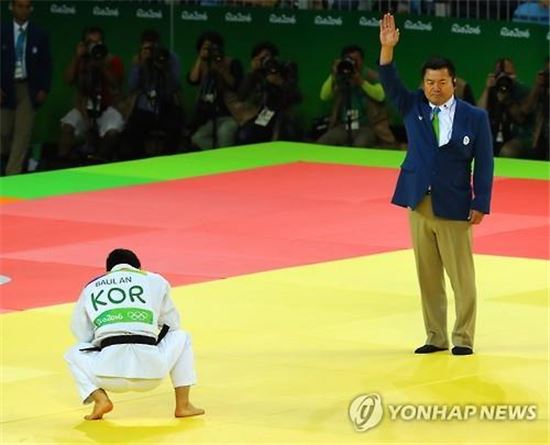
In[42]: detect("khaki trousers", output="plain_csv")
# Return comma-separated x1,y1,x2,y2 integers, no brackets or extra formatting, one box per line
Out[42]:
1,82,36,175
409,195,477,348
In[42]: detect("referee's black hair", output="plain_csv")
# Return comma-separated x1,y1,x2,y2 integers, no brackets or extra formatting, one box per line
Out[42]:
421,56,456,80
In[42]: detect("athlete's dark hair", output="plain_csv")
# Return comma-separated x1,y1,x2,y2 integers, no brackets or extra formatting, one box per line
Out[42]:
106,249,141,271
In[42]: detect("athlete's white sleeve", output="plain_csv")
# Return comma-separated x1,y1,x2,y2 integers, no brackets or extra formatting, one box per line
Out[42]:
71,289,95,343
157,279,181,331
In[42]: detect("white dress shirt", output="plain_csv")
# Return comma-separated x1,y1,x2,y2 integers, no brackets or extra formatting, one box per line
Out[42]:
429,95,456,147
13,20,29,79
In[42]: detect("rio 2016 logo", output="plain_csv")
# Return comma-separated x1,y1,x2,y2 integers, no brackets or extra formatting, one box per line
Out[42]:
348,393,384,432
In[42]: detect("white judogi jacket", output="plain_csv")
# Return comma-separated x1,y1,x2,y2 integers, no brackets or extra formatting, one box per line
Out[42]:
70,264,180,379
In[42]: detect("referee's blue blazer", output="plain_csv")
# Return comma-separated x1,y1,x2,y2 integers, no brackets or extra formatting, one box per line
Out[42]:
379,62,494,221
1,21,52,110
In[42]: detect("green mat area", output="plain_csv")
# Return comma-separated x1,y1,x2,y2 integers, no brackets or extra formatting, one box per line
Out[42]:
1,142,548,199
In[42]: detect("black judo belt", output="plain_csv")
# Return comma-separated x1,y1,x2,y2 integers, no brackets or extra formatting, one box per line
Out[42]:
80,324,170,352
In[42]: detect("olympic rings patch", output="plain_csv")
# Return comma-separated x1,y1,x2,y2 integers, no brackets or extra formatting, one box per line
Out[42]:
128,311,148,321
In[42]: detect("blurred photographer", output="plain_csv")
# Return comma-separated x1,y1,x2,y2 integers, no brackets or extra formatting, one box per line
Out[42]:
478,57,532,157
187,31,243,149
517,59,549,160
317,44,396,148
235,41,302,145
121,30,183,160
58,26,124,163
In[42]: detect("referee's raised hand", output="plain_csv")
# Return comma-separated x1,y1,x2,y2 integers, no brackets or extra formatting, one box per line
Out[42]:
379,13,400,65
379,13,400,48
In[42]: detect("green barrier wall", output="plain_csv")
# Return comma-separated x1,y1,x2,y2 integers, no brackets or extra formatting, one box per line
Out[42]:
1,1,548,144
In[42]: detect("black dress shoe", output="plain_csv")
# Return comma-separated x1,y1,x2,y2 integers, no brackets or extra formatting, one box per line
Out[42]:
414,344,448,354
452,346,473,355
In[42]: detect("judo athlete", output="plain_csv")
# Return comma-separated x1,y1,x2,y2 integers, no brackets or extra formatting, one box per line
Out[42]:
65,248,204,420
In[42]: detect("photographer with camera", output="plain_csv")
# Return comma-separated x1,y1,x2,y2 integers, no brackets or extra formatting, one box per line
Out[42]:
121,30,183,160
478,57,532,157
505,59,550,161
235,41,302,145
317,44,396,148
187,31,243,150
58,26,125,164
519,59,549,160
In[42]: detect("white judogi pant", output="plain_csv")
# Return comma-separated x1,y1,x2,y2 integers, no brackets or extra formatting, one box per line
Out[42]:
60,107,125,138
65,330,197,404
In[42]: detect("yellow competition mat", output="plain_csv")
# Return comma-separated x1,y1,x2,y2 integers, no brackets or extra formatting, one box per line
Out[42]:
1,250,548,444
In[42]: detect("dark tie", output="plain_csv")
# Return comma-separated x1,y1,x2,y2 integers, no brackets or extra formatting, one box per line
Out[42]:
15,27,26,63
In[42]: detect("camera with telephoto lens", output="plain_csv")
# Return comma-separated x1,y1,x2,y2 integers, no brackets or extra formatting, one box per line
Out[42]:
336,56,356,79
206,43,223,63
144,46,172,109
261,56,283,75
150,46,170,71
492,61,515,96
260,56,297,84
494,72,514,94
87,42,108,61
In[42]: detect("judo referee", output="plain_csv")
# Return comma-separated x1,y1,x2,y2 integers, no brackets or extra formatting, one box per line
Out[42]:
65,249,204,420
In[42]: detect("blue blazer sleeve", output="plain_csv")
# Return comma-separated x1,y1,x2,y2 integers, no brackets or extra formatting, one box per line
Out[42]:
378,62,415,115
25,23,52,108
471,108,494,214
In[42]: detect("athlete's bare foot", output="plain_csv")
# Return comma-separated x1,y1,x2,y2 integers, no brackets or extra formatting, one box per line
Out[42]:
84,389,113,420
174,385,204,418
175,403,205,418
